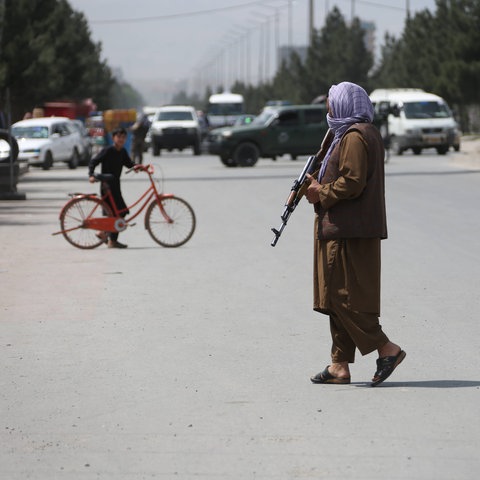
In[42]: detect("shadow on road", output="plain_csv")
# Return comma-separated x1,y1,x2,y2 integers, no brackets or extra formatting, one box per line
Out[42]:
353,380,480,388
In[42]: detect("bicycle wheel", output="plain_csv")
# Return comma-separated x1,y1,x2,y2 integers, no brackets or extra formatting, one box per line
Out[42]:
146,196,196,247
60,196,113,249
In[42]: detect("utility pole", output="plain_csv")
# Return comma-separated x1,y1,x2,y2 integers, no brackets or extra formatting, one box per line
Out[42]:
288,0,292,57
309,0,314,47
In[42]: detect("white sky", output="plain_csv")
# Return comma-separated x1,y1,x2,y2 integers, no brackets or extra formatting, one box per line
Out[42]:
68,0,438,103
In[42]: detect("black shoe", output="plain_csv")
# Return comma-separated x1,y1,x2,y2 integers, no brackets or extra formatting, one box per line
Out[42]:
108,240,128,249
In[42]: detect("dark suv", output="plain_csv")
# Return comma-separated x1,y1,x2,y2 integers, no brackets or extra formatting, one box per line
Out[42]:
207,105,328,167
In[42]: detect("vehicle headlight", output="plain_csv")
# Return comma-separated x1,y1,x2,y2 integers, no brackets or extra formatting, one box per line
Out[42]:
406,128,421,136
221,130,233,138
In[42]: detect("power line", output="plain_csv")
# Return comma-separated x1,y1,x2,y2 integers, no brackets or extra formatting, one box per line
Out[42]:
340,0,405,13
90,0,284,25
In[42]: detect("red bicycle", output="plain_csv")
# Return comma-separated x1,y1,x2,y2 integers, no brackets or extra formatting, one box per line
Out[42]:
53,164,196,249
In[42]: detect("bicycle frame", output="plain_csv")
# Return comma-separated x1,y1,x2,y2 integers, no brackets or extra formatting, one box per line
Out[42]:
54,164,174,235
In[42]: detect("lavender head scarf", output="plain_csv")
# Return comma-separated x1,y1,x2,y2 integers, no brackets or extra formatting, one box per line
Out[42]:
319,81,374,180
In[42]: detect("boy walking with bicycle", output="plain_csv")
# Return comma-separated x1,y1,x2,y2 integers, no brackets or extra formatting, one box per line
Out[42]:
88,127,140,248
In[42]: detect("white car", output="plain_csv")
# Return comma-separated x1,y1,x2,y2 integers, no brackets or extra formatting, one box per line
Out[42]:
150,106,201,156
11,117,84,169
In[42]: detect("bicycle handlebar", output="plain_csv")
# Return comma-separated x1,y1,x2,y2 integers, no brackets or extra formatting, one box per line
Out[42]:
125,164,154,175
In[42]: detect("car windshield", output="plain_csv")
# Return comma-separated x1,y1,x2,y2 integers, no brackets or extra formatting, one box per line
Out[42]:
251,110,275,126
157,111,193,121
207,103,243,116
403,101,451,119
12,126,49,139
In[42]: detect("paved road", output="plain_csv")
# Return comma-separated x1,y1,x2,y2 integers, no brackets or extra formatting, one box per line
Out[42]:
1,150,479,479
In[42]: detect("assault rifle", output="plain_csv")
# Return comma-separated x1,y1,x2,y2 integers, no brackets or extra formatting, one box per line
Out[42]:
270,129,333,247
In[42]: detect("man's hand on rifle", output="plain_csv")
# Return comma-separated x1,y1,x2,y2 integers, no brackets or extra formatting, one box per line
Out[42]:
305,173,322,204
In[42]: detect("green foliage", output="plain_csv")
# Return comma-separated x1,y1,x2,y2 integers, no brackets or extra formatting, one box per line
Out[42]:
240,7,374,111
0,0,143,122
303,9,374,100
371,0,480,130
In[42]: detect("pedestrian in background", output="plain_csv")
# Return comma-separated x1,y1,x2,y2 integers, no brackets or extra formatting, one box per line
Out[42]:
305,81,405,386
130,113,150,164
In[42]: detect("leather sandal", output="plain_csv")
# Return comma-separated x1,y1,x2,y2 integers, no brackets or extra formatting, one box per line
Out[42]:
310,366,351,384
371,350,406,387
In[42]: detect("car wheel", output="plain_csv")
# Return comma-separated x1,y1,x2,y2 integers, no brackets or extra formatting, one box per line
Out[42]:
68,148,80,169
220,156,238,167
42,151,53,170
82,145,92,165
233,142,259,167
412,147,422,155
436,145,448,155
153,143,161,156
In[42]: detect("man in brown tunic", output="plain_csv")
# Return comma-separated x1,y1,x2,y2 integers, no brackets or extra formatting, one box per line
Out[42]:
306,82,405,386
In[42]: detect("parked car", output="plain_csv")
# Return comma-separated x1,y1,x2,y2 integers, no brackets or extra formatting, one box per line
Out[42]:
207,104,328,167
71,119,92,165
12,117,84,169
150,106,202,156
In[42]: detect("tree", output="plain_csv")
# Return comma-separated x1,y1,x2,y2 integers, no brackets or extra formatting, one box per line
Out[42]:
262,8,374,107
0,0,114,121
300,8,374,101
371,0,480,131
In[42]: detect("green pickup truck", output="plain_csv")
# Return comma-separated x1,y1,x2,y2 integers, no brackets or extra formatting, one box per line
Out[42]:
207,104,328,167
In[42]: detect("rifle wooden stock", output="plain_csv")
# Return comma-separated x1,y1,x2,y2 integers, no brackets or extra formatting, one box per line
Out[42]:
296,128,334,200
270,128,334,247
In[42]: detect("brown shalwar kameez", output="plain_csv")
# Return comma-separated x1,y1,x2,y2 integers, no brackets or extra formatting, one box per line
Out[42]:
313,124,389,363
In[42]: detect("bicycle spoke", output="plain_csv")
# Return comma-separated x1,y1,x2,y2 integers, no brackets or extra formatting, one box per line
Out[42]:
60,197,112,249
146,197,195,247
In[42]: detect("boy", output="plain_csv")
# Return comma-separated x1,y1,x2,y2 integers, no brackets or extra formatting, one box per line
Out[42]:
88,127,140,248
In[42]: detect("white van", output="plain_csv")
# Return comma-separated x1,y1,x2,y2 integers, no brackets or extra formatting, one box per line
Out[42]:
369,88,458,155
207,92,245,129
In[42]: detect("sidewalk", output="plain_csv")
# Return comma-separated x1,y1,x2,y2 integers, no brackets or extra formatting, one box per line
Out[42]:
452,135,480,170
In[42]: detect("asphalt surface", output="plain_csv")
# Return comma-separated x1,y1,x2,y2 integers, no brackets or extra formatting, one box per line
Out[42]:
1,145,479,479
